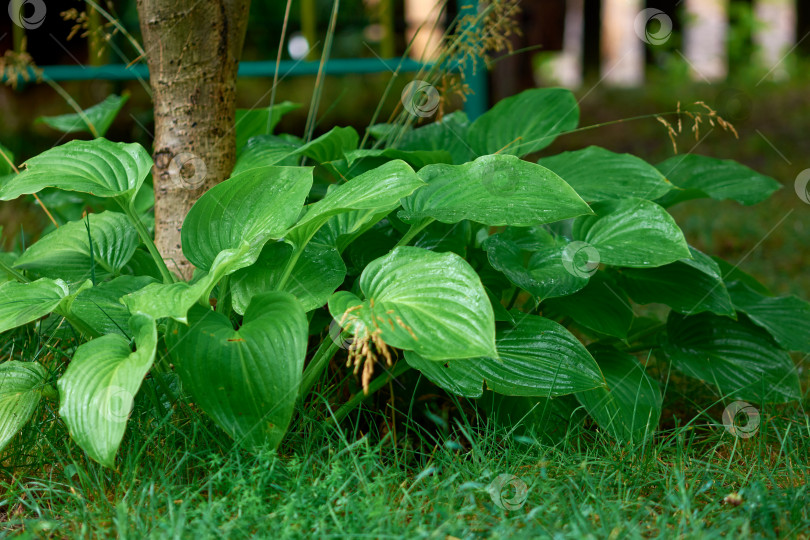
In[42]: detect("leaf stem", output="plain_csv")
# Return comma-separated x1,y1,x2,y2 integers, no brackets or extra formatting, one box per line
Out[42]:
216,275,231,314
623,343,661,354
395,218,433,248
0,255,100,338
330,360,411,423
123,202,175,284
625,322,666,345
40,384,59,401
53,306,101,339
506,287,521,310
276,228,318,291
0,257,29,283
300,336,341,399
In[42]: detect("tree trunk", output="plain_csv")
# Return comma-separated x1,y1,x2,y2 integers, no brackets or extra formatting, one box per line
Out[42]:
136,0,251,279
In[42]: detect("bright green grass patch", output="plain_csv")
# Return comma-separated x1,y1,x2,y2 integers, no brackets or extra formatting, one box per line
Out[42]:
1,364,807,539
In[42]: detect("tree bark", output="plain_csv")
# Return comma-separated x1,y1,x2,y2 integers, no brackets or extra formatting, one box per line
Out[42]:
136,0,251,279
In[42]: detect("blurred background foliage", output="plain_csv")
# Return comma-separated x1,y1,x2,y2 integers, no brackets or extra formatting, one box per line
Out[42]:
0,0,808,296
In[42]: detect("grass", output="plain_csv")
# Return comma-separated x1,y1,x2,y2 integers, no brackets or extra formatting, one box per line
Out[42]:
1,326,808,539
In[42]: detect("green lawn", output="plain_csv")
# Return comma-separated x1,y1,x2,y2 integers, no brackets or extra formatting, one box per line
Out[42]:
2,326,808,538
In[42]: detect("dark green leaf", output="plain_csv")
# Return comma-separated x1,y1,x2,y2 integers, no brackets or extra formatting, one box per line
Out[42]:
573,198,690,267
0,361,48,452
235,102,301,151
0,278,71,333
182,166,313,271
37,94,129,137
13,211,138,286
484,226,590,300
232,135,300,175
58,314,157,467
656,155,781,207
466,88,579,157
712,256,771,295
0,138,151,205
328,247,497,360
618,247,735,316
537,146,672,202
405,315,604,398
543,272,634,338
663,312,800,403
230,234,346,314
296,126,359,164
292,160,424,236
399,155,591,226
728,282,810,353
344,148,452,171
396,111,474,164
166,292,307,450
576,346,662,442
69,276,157,336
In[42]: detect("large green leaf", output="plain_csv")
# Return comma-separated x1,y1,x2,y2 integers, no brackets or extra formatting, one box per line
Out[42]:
656,155,781,207
572,198,690,268
69,276,157,337
576,346,662,442
405,315,605,398
411,220,472,256
711,256,771,295
181,166,313,271
727,282,810,353
0,361,48,453
232,135,300,175
58,314,157,467
235,101,301,151
0,278,71,333
396,111,475,164
292,160,424,236
123,246,249,323
230,233,346,314
483,226,590,300
466,88,579,157
344,149,452,172
617,247,735,316
662,312,801,403
13,211,139,285
399,155,591,226
543,272,634,338
233,127,356,174
295,126,359,164
0,138,151,205
36,94,129,137
328,247,497,360
0,253,17,284
537,146,672,202
318,208,396,254
165,292,307,450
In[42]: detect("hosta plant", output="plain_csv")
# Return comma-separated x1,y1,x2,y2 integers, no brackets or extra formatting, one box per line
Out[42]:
0,88,806,466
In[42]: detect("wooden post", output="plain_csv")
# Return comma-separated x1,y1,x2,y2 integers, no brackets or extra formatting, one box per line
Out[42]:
754,0,796,80
601,0,645,86
684,0,729,81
